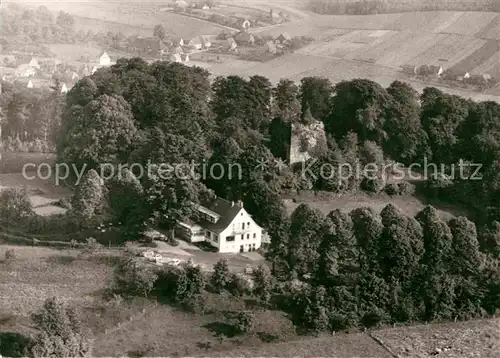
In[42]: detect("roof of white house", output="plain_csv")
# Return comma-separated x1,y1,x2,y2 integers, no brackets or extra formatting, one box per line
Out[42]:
189,197,251,234
29,57,39,66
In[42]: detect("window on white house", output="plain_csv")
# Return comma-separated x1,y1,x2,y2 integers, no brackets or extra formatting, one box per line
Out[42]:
247,234,250,239
226,236,235,242
242,223,245,230
253,233,256,238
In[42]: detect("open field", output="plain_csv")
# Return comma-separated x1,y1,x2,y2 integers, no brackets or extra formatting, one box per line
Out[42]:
372,318,500,357
247,11,500,96
450,39,500,73
1,245,498,357
476,14,500,39
0,152,56,174
9,2,500,100
0,246,115,315
15,1,224,38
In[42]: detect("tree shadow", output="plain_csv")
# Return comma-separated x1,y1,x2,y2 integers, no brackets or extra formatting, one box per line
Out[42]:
0,332,31,357
256,332,281,343
46,255,76,265
202,322,238,338
244,298,259,309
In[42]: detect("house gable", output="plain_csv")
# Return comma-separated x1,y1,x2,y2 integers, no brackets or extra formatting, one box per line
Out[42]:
219,208,262,236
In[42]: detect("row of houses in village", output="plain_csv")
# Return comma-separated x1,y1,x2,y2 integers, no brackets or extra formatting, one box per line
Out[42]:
402,63,497,86
224,31,292,51
1,52,115,93
125,35,214,64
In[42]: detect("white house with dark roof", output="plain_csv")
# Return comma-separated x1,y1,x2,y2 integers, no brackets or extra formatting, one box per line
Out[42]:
188,37,203,50
200,35,212,49
99,52,111,66
178,197,263,253
29,57,40,69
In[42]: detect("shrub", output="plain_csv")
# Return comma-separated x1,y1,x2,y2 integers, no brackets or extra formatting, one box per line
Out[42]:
29,297,93,357
0,188,34,222
4,249,16,261
57,197,72,210
397,181,416,195
114,258,158,298
384,183,399,195
181,294,206,314
30,139,45,153
228,273,253,297
253,265,273,306
72,169,106,224
211,258,231,293
361,176,384,193
234,311,254,334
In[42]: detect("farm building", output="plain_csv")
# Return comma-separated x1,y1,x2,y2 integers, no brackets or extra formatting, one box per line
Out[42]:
181,53,190,63
130,37,167,57
275,33,292,45
188,37,203,50
227,38,238,51
170,37,185,47
61,83,68,94
29,57,40,69
1,74,15,83
16,64,36,77
200,35,212,49
234,31,255,46
27,80,33,89
417,65,443,77
482,73,492,81
175,0,189,9
71,72,79,81
202,4,210,10
429,65,444,77
241,19,251,30
265,41,277,54
99,52,111,66
269,9,283,24
402,64,417,75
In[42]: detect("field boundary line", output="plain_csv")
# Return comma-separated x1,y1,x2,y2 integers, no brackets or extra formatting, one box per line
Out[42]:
368,331,399,358
168,11,239,32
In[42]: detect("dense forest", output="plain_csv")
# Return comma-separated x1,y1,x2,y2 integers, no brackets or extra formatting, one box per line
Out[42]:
308,0,500,15
1,57,500,335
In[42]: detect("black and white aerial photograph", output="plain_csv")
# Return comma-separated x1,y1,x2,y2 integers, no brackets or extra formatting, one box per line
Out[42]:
0,0,499,356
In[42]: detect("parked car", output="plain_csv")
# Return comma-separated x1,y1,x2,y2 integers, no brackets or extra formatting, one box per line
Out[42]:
142,250,156,260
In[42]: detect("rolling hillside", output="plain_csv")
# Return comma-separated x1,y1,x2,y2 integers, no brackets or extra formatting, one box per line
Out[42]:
246,10,500,95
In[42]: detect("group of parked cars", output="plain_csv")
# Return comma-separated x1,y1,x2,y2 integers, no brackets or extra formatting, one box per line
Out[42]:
140,250,183,266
